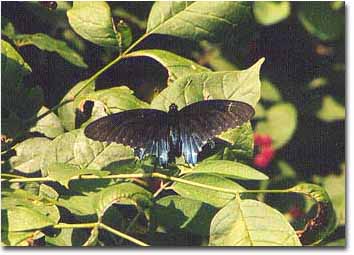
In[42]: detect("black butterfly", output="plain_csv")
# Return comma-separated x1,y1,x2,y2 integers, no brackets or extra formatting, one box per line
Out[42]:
84,100,255,166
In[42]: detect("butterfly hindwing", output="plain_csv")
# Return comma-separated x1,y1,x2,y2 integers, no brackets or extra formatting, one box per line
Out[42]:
84,109,170,165
178,100,255,165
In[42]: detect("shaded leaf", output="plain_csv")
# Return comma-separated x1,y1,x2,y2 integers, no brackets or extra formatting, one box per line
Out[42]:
298,2,345,41
115,20,132,52
209,199,301,246
172,173,245,207
9,137,52,174
253,2,290,26
147,1,253,44
46,162,110,188
1,39,31,88
94,182,153,218
316,95,345,122
154,195,217,236
67,1,118,48
13,33,87,68
45,228,91,247
30,106,65,138
256,103,297,149
125,49,210,84
192,160,268,180
323,238,345,247
58,79,95,131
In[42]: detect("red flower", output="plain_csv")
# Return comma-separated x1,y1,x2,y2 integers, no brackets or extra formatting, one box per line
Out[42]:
253,133,276,169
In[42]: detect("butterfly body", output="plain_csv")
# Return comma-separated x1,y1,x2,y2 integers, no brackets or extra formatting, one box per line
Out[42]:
84,100,254,166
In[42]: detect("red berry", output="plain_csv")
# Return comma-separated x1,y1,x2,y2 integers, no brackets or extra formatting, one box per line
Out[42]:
261,135,272,147
261,146,275,161
253,153,269,168
254,133,263,146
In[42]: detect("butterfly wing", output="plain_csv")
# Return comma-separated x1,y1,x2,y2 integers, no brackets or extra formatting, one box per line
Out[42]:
178,100,255,165
84,109,170,165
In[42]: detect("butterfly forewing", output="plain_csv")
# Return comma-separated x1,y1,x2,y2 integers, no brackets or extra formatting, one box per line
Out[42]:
178,100,254,164
84,109,170,164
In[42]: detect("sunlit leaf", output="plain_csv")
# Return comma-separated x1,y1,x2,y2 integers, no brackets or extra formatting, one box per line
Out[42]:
209,199,301,246
172,173,245,207
147,1,253,44
30,106,65,138
9,137,51,174
192,160,268,180
67,1,118,48
253,2,291,26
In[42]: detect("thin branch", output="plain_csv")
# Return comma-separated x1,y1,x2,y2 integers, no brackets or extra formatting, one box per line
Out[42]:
99,223,149,246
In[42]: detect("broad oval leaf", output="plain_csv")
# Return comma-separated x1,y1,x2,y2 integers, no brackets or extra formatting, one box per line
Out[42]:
13,33,87,68
40,129,81,176
253,2,290,26
151,58,264,110
67,1,118,48
256,103,297,149
58,79,95,131
30,106,65,138
209,199,301,246
9,137,52,174
147,1,253,44
73,129,135,170
125,49,210,84
172,173,245,207
298,2,344,41
94,182,153,218
154,195,217,236
193,160,268,180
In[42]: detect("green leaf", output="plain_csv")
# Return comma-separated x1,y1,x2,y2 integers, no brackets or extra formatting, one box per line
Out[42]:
316,95,345,122
46,162,110,188
57,195,96,217
40,129,81,175
67,1,118,48
298,2,345,41
1,17,16,39
147,1,253,44
13,33,87,68
192,160,268,180
209,199,301,246
9,137,52,174
256,103,297,149
30,106,65,138
2,189,60,232
73,129,135,170
254,103,265,119
253,2,291,26
261,79,282,102
45,228,92,247
172,173,245,207
151,58,264,110
216,122,254,162
39,184,59,201
154,195,217,236
1,39,31,88
74,86,149,118
94,183,153,218
58,79,95,131
288,183,337,244
1,230,36,246
125,49,210,84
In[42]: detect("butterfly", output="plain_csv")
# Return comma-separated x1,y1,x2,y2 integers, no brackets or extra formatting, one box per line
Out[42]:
84,100,255,166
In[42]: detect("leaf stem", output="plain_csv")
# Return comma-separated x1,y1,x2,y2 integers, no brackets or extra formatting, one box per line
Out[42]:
53,222,99,229
99,223,149,246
